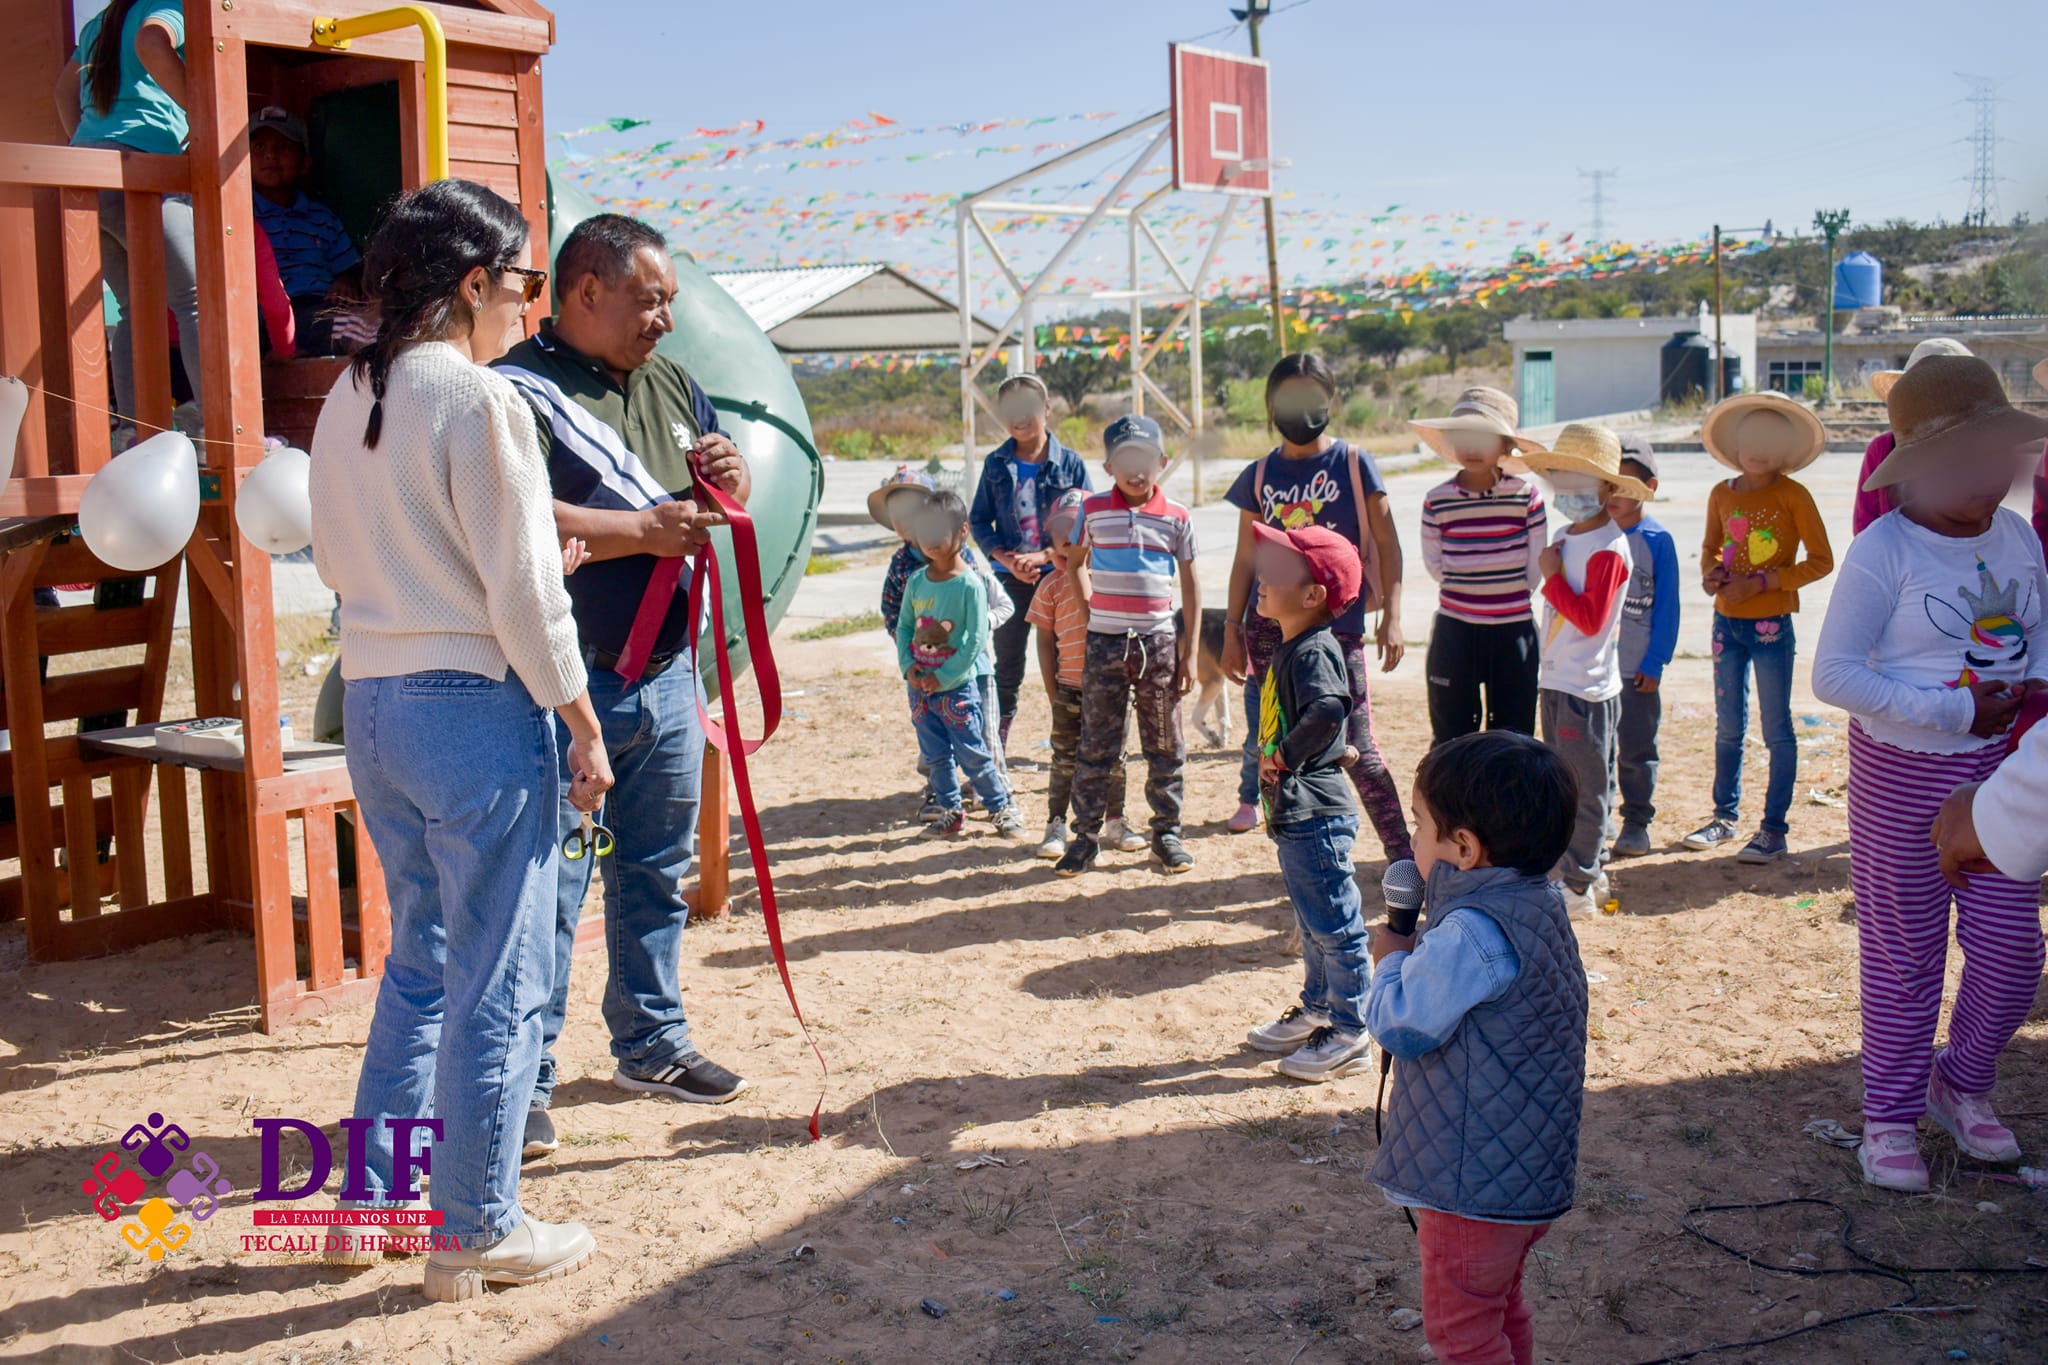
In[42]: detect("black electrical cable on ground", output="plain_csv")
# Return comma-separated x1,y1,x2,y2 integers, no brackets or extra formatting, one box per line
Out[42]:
1629,1196,2047,1365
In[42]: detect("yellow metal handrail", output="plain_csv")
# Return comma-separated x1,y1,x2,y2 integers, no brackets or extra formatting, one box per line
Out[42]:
309,7,449,181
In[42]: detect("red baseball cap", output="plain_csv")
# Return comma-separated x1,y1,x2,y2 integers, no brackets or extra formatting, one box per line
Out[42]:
1250,522,1362,616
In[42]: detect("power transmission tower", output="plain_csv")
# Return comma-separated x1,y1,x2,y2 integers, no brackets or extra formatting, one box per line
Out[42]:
1580,168,1618,243
1959,73,2002,229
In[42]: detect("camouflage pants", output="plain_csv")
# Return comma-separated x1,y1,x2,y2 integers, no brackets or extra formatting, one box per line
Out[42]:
1048,682,1126,824
1071,630,1183,838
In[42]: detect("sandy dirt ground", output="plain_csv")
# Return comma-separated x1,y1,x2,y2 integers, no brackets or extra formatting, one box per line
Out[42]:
4,602,2047,1365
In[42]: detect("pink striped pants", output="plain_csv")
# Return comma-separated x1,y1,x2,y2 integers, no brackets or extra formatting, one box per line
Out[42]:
1847,721,2045,1123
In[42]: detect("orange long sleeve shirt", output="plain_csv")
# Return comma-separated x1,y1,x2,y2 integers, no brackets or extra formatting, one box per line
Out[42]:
1699,474,1834,619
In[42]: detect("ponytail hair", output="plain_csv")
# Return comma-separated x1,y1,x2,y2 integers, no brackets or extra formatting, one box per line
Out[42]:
1263,352,1339,412
350,179,529,449
85,0,145,117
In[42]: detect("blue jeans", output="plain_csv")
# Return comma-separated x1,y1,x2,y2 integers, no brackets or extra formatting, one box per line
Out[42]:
1711,612,1796,835
1272,814,1368,1033
343,671,560,1245
909,682,1011,813
537,661,704,1103
1237,674,1262,806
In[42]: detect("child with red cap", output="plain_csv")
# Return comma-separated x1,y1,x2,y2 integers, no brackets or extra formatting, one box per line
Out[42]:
1243,522,1378,1082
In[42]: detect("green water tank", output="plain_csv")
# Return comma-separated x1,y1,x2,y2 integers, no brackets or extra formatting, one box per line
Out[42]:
313,178,822,740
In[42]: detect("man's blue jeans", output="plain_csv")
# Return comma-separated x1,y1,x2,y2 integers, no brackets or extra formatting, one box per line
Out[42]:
343,671,559,1245
536,660,705,1104
1711,612,1797,835
909,681,1010,813
1271,813,1368,1033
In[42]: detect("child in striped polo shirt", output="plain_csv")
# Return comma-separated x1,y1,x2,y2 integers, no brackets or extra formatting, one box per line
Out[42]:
1414,388,1548,747
1058,416,1201,877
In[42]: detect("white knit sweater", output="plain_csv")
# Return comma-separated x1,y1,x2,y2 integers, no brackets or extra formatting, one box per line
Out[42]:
310,342,586,708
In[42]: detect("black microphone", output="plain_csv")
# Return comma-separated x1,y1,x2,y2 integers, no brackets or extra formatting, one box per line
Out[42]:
1381,859,1425,937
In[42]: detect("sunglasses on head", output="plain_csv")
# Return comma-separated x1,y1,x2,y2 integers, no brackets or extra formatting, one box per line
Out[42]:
501,264,549,304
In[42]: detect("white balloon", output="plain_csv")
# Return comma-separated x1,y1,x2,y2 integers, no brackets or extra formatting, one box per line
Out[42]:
235,445,313,554
78,430,200,571
0,376,27,474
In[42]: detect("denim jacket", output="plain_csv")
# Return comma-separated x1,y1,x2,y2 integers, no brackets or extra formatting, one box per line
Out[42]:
968,436,1092,573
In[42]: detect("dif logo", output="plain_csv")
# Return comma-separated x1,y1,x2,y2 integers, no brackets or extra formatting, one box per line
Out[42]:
82,1114,444,1259
81,1113,233,1260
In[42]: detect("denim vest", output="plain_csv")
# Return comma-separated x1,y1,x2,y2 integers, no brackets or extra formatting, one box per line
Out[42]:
1369,864,1589,1223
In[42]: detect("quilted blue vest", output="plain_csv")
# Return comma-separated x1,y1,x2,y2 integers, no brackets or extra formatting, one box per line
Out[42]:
1368,864,1589,1223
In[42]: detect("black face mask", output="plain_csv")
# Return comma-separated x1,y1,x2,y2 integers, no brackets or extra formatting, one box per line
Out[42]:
1274,407,1331,447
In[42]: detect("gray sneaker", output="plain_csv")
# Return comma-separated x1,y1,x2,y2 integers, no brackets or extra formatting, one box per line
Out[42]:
992,806,1030,841
1736,830,1787,864
1681,818,1739,852
1275,1025,1375,1082
1248,1005,1331,1053
1609,823,1652,859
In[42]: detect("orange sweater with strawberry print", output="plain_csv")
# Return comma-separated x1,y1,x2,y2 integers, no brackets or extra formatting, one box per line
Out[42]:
1699,474,1834,619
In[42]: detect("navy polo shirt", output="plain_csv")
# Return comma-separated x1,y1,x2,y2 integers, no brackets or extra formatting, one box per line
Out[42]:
496,323,720,660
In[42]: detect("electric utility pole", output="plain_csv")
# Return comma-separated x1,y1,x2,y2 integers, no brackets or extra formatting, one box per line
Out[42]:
1235,0,1287,345
1959,73,2002,229
1813,207,1851,407
1580,169,1618,243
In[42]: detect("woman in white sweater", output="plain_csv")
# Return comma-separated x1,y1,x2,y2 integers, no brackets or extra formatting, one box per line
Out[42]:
310,179,613,1300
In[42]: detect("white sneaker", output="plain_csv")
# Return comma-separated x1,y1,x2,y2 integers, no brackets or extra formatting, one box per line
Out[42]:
1276,1026,1375,1082
422,1216,596,1302
1247,1005,1330,1053
1102,816,1148,853
1037,819,1069,860
1557,871,1610,917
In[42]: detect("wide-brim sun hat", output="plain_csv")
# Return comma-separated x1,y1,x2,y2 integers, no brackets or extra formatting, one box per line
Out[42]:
1517,422,1653,502
866,467,937,529
1410,386,1545,463
1700,390,1828,475
1868,336,1973,401
1864,354,2048,490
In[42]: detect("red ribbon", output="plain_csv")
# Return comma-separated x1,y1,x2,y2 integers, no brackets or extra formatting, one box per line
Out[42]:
682,467,825,1141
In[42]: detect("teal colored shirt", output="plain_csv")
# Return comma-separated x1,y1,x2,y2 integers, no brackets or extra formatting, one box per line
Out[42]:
896,565,988,694
72,2,189,156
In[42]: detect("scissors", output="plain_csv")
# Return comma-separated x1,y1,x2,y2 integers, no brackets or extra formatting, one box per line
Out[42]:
563,809,615,861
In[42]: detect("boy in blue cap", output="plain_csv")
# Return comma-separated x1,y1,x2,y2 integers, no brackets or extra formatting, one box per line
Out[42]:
1059,416,1201,876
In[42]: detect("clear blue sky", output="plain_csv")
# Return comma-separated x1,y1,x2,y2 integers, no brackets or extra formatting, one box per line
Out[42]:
75,1,2046,300
534,0,2044,303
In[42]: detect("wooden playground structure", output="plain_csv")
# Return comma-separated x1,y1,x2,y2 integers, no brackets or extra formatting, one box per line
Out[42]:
0,0,739,1034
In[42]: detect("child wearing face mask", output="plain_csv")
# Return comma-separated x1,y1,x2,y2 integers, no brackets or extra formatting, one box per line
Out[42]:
1518,425,1645,917
1413,387,1548,748
1812,356,2048,1192
1683,393,1835,865
1220,353,1411,865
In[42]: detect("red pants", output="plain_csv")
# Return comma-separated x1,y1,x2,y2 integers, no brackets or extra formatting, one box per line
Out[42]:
1416,1210,1550,1365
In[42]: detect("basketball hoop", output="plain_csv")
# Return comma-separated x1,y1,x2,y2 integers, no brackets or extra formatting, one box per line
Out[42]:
1170,43,1273,197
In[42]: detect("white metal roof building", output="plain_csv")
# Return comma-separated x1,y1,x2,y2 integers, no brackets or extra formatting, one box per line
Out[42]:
707,263,998,355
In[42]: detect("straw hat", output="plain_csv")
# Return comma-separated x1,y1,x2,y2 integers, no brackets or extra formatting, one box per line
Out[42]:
1410,386,1544,462
1863,355,2048,490
1868,336,1972,400
1518,423,1653,501
1700,390,1827,474
866,466,937,528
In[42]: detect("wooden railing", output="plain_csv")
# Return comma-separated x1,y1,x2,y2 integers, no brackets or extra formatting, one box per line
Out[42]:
0,142,192,516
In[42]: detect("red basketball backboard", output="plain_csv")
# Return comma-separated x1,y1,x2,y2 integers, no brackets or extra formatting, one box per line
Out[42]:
1170,43,1272,197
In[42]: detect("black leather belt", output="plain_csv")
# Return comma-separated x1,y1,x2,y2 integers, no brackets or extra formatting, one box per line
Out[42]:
587,647,680,682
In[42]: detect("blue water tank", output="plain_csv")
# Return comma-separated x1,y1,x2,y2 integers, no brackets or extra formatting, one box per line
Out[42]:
1834,251,1883,310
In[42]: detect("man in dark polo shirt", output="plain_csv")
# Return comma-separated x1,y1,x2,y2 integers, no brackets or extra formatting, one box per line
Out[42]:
496,214,753,1160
